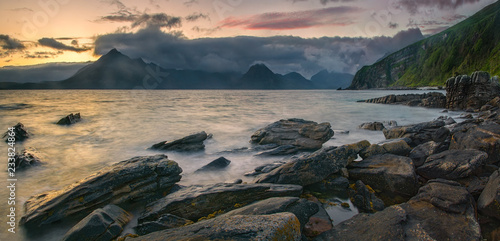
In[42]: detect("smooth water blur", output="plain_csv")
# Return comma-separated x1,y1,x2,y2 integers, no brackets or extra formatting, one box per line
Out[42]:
0,89,461,240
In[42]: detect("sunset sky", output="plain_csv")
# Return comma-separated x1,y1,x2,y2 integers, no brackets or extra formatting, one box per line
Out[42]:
0,0,497,78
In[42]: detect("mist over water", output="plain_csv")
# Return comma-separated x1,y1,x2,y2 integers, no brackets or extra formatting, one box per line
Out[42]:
0,89,460,240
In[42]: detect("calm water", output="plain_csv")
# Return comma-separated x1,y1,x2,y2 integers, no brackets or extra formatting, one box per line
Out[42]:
0,89,461,240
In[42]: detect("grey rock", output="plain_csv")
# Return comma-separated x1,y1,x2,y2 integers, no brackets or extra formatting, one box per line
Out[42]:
244,162,285,176
450,121,500,164
359,139,412,159
446,71,500,110
20,155,182,230
151,131,208,152
195,157,231,173
409,141,443,167
383,120,449,147
349,180,385,213
358,92,446,108
305,175,349,194
13,148,43,170
255,145,300,156
134,214,192,236
61,205,131,241
478,169,500,220
417,149,488,180
359,122,385,131
56,113,81,125
4,122,30,142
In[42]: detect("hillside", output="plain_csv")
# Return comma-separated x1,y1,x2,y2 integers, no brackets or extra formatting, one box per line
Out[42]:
349,1,500,89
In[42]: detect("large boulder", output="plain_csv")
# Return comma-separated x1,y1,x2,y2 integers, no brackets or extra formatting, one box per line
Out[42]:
359,122,385,131
56,113,81,125
13,148,43,170
348,154,418,198
4,122,30,142
150,131,209,152
254,140,370,186
359,139,412,159
127,213,301,241
450,121,500,164
445,71,500,110
20,155,182,230
194,157,231,173
409,141,445,167
250,118,334,151
416,149,488,180
61,205,131,241
138,183,303,223
478,169,500,220
383,120,449,147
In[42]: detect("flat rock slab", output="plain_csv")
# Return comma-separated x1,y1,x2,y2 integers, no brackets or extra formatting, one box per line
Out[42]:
417,149,488,180
151,131,209,152
450,121,500,164
20,154,182,230
478,169,500,220
138,183,303,223
251,118,334,150
128,213,301,241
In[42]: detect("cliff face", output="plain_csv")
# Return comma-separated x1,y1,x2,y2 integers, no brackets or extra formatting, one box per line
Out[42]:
349,1,500,89
445,71,500,110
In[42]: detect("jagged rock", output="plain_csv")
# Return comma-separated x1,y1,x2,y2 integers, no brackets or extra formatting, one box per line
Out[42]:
349,180,385,213
305,175,349,193
195,157,231,173
478,169,500,220
20,155,182,230
417,149,488,180
436,116,457,125
61,205,131,241
255,144,300,156
446,72,500,110
250,118,334,151
138,183,303,223
348,154,418,198
254,140,370,186
13,148,43,170
56,113,81,125
150,131,209,152
304,217,333,238
134,214,192,236
127,213,301,241
383,119,449,147
244,162,285,176
409,141,444,167
4,122,30,142
359,122,385,131
358,92,446,108
450,121,500,164
359,139,412,159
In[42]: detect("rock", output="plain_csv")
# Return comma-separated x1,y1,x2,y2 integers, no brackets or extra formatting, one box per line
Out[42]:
138,183,303,223
254,140,370,186
409,141,444,167
56,113,81,125
383,119,449,147
128,213,301,241
358,92,446,108
150,131,209,152
134,214,193,236
244,162,285,176
450,121,500,164
477,169,500,220
255,144,300,156
61,205,131,241
446,72,500,110
20,154,182,230
13,148,43,170
349,180,385,213
305,175,349,193
304,217,333,238
359,122,385,131
223,197,318,230
194,157,231,173
359,139,412,159
250,118,334,150
436,115,457,125
417,149,488,180
4,122,30,142
460,176,489,197
348,154,418,198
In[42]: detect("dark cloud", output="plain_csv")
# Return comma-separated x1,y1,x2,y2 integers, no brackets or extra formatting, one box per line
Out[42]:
24,51,63,59
388,22,399,29
131,13,182,29
94,27,424,77
398,0,481,15
442,14,467,22
38,38,90,52
219,6,363,30
0,35,25,50
192,26,220,35
185,12,210,22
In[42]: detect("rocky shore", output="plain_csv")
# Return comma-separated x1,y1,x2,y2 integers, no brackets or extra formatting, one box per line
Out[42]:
16,72,500,240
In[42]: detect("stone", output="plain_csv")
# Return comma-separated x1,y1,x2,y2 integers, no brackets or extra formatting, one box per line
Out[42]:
358,92,446,108
138,183,303,223
450,121,500,164
359,122,385,131
4,122,30,142
477,169,500,220
20,155,182,230
194,157,231,173
244,162,285,176
255,145,300,156
250,118,334,150
417,149,488,180
349,180,385,213
359,139,412,159
409,141,444,167
304,217,333,238
305,176,349,193
56,113,81,125
61,205,131,241
127,213,301,241
13,148,43,170
348,154,418,197
134,214,193,236
383,120,449,147
436,115,457,125
254,140,370,186
150,131,209,152
446,71,500,110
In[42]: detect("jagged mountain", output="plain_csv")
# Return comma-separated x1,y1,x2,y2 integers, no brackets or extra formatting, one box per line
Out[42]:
310,70,354,89
237,64,313,89
349,1,500,89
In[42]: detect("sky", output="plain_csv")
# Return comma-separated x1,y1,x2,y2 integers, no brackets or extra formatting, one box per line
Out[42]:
0,0,497,80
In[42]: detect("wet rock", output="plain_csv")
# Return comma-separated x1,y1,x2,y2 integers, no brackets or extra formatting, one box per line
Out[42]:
194,157,231,173
134,214,192,236
127,213,301,241
250,118,334,151
445,71,500,110
244,162,285,177
383,120,449,147
254,140,370,186
358,92,446,108
138,183,303,223
3,122,30,142
409,141,443,167
359,139,411,159
349,180,385,213
417,149,488,180
304,217,333,238
359,122,385,131
348,154,418,197
150,131,209,152
305,175,349,193
478,169,500,220
61,205,131,241
450,121,500,164
255,144,300,156
56,113,81,125
436,115,457,125
13,148,43,170
20,154,182,230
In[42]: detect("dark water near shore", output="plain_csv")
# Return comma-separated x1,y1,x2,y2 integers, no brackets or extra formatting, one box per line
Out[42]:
0,89,461,240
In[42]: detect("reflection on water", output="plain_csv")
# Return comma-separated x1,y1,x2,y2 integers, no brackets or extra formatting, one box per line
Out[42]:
0,89,461,240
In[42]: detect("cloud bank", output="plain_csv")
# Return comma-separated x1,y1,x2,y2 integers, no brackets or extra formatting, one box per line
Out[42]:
38,38,90,52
